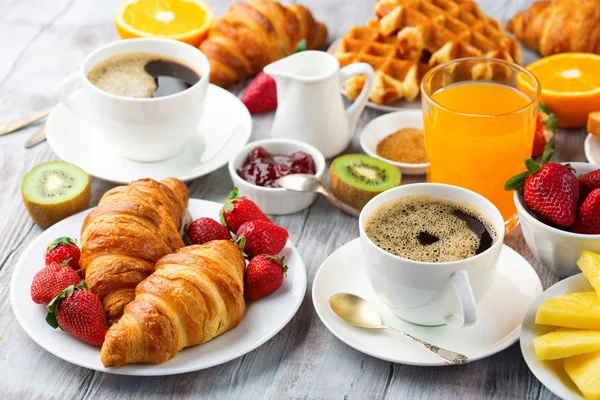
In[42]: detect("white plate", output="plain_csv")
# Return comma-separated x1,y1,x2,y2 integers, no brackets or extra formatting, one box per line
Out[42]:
10,199,306,376
359,110,429,175
327,40,423,113
313,238,542,366
585,134,600,165
520,274,592,400
46,85,252,184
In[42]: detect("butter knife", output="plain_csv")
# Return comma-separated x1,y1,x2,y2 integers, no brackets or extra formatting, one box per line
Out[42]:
0,108,51,136
24,125,46,148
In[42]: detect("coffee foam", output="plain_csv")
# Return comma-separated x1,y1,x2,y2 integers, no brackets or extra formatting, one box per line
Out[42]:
364,195,497,263
87,53,159,98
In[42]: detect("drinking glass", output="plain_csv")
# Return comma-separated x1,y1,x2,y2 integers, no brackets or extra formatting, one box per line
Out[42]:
421,58,541,228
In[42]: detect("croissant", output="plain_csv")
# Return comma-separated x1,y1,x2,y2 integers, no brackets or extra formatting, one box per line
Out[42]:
100,240,246,367
80,178,189,325
199,0,328,87
506,0,600,56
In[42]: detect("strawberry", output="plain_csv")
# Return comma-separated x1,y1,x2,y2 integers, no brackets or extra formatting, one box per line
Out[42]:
30,263,82,304
45,237,80,269
532,103,558,158
579,169,600,199
219,188,270,232
244,255,288,301
185,217,231,245
46,283,107,346
572,188,600,234
241,72,277,114
235,220,288,258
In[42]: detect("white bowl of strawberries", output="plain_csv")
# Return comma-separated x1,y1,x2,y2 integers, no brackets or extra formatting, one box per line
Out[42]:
513,161,600,277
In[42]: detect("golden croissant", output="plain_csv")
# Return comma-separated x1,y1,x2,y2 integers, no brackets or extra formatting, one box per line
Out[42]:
100,240,246,367
199,0,328,87
506,0,600,56
80,178,189,325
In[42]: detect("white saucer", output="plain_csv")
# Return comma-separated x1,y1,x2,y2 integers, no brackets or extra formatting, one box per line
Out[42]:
11,199,306,376
327,40,423,113
359,110,429,175
46,85,252,184
584,133,600,165
521,274,592,400
312,238,542,366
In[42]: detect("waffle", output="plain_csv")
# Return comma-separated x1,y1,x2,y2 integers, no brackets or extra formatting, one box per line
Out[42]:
335,0,523,105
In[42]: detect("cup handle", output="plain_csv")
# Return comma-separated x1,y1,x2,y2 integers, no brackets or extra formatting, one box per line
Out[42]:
56,73,91,123
446,270,477,328
339,63,374,132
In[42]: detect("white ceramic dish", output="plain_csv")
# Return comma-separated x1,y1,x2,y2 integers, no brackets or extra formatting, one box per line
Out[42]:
46,85,252,184
359,110,429,175
229,138,326,215
327,39,422,113
11,199,307,376
515,162,600,277
312,238,542,366
521,273,591,400
585,133,600,165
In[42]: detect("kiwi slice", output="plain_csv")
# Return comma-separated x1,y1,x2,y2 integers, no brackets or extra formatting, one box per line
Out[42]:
330,154,401,210
22,161,91,229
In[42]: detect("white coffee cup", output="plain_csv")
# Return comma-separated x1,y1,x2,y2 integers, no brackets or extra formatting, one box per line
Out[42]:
56,38,210,162
359,183,505,327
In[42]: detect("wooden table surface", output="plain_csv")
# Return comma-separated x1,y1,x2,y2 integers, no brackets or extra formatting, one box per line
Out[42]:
0,0,587,398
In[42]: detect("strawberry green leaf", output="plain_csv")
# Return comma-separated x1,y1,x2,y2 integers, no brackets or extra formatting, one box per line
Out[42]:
539,102,549,115
295,39,307,53
45,285,76,329
504,170,531,191
525,158,541,174
45,237,77,256
542,136,555,165
76,280,87,290
228,188,239,200
233,236,248,258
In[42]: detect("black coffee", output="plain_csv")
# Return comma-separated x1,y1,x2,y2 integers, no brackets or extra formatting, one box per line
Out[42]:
86,52,200,98
364,195,496,263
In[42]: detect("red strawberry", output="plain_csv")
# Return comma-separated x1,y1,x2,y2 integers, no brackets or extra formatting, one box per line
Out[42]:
186,217,231,245
30,263,82,304
241,72,277,114
244,255,287,301
45,237,80,269
220,188,270,232
532,104,557,158
235,220,288,258
572,188,600,234
579,169,600,199
46,283,107,346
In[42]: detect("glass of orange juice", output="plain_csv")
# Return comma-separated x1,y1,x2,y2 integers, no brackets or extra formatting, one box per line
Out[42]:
421,58,540,227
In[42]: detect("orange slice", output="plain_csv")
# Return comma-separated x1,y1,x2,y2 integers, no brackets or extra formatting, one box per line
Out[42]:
115,0,213,47
525,53,600,128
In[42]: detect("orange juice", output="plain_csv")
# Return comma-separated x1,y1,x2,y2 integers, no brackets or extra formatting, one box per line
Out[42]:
423,81,537,221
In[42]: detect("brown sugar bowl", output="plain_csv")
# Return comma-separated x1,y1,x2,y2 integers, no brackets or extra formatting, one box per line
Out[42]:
359,110,429,175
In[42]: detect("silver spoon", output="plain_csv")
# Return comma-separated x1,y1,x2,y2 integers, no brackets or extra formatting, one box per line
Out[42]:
276,174,360,217
329,293,470,365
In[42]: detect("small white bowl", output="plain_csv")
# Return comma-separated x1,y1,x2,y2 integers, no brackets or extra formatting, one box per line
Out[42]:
359,110,429,176
515,162,600,277
228,138,326,215
584,133,600,164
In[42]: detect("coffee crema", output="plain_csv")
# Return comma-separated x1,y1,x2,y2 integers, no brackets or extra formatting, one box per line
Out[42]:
86,52,201,98
364,195,497,263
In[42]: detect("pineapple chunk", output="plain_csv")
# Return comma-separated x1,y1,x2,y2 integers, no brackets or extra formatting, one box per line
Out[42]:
533,329,600,360
536,292,600,330
578,251,600,300
565,351,600,400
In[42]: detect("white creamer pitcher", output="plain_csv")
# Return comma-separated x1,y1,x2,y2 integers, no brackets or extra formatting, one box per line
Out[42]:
264,51,374,158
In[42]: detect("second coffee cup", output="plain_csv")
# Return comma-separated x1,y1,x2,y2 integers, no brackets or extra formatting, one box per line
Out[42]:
359,183,505,327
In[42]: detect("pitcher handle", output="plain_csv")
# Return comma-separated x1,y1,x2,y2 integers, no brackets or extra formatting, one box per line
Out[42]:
339,63,374,132
445,270,477,328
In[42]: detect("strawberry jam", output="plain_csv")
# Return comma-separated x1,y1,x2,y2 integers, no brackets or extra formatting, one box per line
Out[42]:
237,147,316,188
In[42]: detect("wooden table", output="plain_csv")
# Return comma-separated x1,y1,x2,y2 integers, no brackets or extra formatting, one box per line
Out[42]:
0,0,586,398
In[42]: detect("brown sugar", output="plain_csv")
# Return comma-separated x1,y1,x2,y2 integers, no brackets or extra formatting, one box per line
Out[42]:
376,128,427,164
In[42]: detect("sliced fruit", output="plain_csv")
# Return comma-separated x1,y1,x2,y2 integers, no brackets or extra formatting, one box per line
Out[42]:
525,53,600,128
565,350,600,400
578,251,600,300
330,154,401,210
115,0,213,47
589,112,600,137
533,329,600,360
536,292,600,330
22,162,91,229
